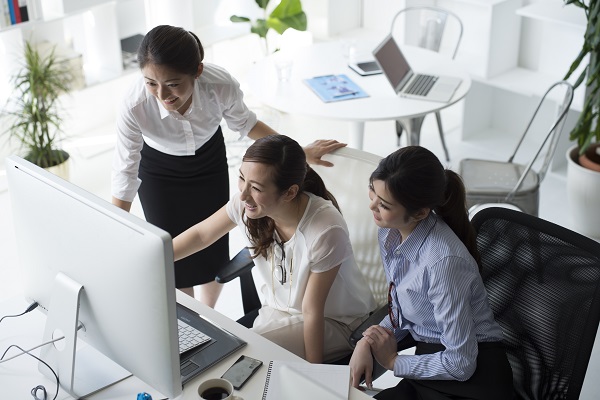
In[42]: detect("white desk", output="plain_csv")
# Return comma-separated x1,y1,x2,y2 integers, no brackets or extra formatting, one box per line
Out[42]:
0,292,372,400
246,41,471,150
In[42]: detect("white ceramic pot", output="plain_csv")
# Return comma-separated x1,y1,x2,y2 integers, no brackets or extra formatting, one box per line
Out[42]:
567,145,600,239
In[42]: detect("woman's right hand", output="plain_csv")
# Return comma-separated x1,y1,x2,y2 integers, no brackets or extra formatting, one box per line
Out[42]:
349,338,374,389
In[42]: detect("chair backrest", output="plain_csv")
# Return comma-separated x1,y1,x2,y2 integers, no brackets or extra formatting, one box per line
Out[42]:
390,6,463,60
312,147,387,307
471,207,600,399
506,81,574,201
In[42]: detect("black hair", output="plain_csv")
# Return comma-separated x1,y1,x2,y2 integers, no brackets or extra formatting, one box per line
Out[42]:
242,135,339,258
137,25,204,75
370,146,480,268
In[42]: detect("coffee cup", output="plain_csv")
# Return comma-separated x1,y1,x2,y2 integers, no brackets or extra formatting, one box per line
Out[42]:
197,378,241,400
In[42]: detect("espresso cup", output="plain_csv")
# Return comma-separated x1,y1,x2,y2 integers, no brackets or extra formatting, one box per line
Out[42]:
197,378,240,400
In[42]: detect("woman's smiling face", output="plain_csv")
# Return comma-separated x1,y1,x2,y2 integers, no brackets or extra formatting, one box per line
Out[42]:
142,63,200,115
238,161,287,219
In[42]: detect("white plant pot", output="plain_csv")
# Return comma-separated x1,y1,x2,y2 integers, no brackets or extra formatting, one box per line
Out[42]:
567,145,600,239
45,156,71,181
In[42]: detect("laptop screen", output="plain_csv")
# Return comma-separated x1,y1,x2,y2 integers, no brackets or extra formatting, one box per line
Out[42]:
373,35,411,93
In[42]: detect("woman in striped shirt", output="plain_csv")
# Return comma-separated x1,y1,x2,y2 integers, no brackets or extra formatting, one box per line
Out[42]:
349,146,513,399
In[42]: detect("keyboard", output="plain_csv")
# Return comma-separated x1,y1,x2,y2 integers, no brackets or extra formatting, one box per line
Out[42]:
405,74,438,96
178,318,212,354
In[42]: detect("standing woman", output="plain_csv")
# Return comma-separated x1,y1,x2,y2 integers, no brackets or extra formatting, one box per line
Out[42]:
111,25,342,307
349,146,512,399
174,135,376,363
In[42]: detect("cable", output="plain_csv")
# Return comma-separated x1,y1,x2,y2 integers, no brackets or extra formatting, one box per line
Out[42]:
1,344,59,400
0,301,39,324
0,335,65,364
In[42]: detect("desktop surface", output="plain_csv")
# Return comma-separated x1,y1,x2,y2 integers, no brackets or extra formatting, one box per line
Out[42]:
1,292,373,400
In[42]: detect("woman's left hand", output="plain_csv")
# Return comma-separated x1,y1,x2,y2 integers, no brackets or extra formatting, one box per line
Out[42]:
303,140,347,167
362,325,397,371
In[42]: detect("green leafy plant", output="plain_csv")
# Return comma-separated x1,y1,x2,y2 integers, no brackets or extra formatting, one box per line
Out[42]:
2,41,72,168
230,0,307,53
563,0,599,154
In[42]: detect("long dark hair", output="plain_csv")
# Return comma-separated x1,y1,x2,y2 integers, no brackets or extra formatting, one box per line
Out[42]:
370,146,480,267
138,25,204,75
243,135,339,258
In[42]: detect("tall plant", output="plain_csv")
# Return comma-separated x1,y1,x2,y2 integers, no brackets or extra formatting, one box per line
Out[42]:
2,41,72,168
230,0,307,54
563,0,600,154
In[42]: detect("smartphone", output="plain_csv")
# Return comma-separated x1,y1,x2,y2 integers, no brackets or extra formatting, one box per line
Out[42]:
348,60,382,76
221,355,263,390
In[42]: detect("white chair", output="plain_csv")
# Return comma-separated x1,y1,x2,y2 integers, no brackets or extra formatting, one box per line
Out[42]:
390,6,463,161
459,81,574,217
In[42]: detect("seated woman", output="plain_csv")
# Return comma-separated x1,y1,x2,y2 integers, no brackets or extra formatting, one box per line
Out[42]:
350,146,513,400
174,134,376,363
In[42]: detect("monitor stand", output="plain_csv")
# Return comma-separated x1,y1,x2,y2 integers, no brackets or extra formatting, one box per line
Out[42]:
40,272,131,398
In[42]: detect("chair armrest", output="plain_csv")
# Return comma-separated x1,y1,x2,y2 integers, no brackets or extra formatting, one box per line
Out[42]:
215,247,255,284
350,305,389,346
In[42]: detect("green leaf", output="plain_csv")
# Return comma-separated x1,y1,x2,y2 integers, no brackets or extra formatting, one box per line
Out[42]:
251,19,269,38
230,16,251,23
255,0,270,10
270,0,303,18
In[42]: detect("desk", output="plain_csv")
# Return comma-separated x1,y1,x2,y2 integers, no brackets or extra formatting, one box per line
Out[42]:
247,41,471,150
0,292,372,400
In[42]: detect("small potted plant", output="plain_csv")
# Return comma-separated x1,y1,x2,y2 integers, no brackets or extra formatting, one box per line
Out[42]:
230,0,308,54
563,0,600,237
2,41,73,178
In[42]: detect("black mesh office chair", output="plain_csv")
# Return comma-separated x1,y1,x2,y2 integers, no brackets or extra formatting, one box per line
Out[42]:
472,207,600,399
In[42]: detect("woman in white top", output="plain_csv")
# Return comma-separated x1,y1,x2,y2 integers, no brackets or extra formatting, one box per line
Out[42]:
111,25,343,307
174,135,376,363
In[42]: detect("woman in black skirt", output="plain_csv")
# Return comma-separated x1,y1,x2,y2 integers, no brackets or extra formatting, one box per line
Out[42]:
111,25,343,307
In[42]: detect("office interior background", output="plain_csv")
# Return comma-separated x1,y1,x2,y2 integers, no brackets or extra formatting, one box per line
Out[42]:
0,0,598,397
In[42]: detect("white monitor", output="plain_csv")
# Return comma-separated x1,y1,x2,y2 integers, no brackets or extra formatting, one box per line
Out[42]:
5,155,182,398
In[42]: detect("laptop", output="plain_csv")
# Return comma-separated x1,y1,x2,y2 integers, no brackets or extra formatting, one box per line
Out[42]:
177,303,247,385
373,34,462,102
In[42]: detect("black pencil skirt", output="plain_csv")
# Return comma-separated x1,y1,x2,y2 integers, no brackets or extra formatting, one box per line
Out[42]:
374,340,513,400
138,127,230,288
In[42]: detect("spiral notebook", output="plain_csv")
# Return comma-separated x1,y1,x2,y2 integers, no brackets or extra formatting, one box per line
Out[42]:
261,360,349,400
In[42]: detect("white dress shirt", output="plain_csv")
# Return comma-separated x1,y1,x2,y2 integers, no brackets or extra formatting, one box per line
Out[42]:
111,63,258,202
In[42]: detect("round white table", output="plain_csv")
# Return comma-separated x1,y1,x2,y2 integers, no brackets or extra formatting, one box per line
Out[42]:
246,40,471,150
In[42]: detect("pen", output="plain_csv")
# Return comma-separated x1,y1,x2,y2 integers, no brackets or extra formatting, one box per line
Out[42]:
333,91,359,98
313,74,335,79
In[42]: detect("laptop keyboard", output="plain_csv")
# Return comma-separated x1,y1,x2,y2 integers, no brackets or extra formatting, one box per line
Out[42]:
178,318,211,354
405,74,438,96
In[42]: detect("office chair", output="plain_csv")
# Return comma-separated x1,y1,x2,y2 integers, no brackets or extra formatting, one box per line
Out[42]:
215,147,388,332
391,6,463,161
459,81,574,216
471,206,600,399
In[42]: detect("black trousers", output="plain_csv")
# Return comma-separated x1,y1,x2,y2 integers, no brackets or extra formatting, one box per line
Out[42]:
138,127,229,288
375,338,513,400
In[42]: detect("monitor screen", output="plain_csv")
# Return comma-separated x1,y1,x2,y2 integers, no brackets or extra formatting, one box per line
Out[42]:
5,155,182,398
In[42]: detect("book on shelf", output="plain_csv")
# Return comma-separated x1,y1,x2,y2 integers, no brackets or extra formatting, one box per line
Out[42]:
261,360,350,400
303,74,369,103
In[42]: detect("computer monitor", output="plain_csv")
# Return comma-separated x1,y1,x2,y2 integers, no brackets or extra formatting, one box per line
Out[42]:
5,155,182,398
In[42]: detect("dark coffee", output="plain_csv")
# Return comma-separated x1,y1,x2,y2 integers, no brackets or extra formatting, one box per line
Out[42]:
200,387,230,400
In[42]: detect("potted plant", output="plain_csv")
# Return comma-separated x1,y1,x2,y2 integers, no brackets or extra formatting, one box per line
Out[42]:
563,0,600,238
1,41,73,179
230,0,308,54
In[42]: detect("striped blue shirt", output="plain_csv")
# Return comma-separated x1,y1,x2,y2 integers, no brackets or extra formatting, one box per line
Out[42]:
379,213,503,381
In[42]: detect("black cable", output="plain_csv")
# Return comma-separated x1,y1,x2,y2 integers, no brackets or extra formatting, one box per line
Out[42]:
0,301,38,324
1,344,59,400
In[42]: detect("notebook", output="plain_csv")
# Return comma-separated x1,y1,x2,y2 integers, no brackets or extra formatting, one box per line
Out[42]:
373,34,462,103
261,360,350,400
177,303,246,385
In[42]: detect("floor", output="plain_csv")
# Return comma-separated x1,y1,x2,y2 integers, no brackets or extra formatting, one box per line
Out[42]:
1,35,598,397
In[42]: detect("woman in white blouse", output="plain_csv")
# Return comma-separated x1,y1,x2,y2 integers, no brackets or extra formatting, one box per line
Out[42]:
111,25,342,307
173,135,376,363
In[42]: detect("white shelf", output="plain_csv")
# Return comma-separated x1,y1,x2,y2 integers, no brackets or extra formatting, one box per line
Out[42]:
517,0,586,29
